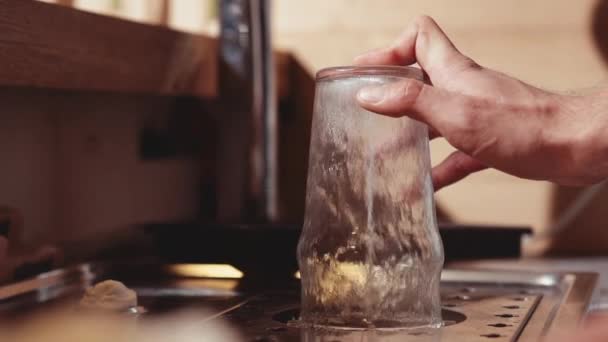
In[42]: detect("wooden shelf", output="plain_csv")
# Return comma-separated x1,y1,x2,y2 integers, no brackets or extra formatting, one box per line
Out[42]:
0,0,294,98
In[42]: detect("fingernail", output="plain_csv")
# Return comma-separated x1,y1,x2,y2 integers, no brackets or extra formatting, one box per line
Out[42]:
358,86,385,104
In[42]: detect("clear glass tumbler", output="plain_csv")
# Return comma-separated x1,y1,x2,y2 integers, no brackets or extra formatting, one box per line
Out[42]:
297,66,444,329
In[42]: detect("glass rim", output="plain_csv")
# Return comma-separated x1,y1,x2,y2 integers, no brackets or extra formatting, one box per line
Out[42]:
316,65,425,81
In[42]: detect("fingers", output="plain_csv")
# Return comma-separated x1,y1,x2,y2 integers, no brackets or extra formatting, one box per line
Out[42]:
354,16,475,79
354,16,488,190
432,151,487,191
357,78,478,139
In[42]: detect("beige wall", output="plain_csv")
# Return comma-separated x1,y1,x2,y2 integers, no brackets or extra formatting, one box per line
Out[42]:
273,0,608,231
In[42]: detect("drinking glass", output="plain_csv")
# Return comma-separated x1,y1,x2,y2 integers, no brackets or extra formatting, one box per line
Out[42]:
297,66,444,329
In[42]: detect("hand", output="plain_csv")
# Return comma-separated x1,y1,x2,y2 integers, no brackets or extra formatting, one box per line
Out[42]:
355,16,608,190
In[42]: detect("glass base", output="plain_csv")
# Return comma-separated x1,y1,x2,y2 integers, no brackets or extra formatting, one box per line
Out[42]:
290,317,444,332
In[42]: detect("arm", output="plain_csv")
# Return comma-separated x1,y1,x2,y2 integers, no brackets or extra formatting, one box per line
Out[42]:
355,16,608,190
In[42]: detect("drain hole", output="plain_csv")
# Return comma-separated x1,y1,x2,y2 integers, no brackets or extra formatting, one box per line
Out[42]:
503,305,520,309
272,308,466,327
443,303,458,308
488,323,512,328
481,333,502,338
495,314,518,318
512,297,527,301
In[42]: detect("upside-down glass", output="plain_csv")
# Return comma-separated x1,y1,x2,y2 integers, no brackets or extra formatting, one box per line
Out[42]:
297,66,444,329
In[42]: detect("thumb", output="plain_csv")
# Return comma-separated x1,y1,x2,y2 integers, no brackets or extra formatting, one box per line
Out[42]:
356,78,483,143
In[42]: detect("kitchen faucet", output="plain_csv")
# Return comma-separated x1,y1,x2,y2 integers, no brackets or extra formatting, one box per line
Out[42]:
217,0,277,223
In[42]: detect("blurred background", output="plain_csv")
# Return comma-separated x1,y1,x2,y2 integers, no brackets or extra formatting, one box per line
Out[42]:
5,0,608,256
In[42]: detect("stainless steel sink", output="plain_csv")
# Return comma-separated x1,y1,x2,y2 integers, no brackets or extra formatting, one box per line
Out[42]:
0,263,596,341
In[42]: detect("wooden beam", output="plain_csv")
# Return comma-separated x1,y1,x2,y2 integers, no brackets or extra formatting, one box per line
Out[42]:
0,0,219,96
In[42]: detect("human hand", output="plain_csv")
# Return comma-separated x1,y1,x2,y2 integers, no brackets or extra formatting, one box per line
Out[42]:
355,16,608,190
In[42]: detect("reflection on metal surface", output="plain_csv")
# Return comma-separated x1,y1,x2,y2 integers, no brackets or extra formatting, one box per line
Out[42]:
520,272,598,341
166,264,243,279
172,278,240,292
440,269,559,286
